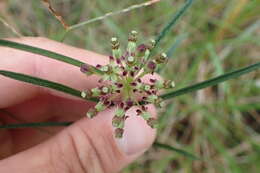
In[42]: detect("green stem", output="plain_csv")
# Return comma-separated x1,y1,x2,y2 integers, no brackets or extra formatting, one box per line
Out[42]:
160,62,260,100
0,39,103,75
0,122,73,129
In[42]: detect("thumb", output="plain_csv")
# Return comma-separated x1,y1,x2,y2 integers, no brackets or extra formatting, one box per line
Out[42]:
0,106,156,173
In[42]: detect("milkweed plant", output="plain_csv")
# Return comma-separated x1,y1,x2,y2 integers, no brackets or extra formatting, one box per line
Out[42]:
0,0,259,160
80,31,175,138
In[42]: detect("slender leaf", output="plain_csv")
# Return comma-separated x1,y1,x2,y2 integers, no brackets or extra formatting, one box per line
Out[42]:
0,39,102,74
0,121,198,160
0,39,83,66
160,62,260,100
153,142,199,160
154,0,193,49
68,0,161,31
0,121,73,129
0,70,98,102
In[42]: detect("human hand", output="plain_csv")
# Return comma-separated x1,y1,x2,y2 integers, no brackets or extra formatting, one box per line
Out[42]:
0,37,157,173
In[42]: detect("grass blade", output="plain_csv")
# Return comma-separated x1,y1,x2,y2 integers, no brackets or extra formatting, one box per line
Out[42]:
42,0,69,29
68,0,162,31
0,16,22,37
0,109,53,134
0,121,73,129
0,121,197,160
154,0,193,48
153,142,199,160
0,39,102,74
0,70,98,102
0,39,82,66
160,62,260,100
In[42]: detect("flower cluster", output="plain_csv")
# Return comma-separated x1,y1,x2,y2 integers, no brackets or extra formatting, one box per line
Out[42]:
80,31,175,138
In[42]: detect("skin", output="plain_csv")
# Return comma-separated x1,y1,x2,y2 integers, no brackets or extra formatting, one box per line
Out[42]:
0,37,158,173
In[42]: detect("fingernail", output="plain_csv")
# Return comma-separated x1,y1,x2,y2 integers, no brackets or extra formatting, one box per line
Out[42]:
115,107,156,156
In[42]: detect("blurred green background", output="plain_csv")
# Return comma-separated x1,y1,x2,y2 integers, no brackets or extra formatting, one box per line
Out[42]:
0,0,259,172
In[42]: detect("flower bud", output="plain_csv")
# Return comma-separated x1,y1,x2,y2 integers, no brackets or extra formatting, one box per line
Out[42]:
128,30,138,42
111,37,119,49
115,128,124,138
81,91,87,98
164,80,175,88
111,37,122,58
155,53,168,64
127,31,138,53
100,65,109,72
147,95,158,103
91,88,101,97
155,79,174,89
101,86,110,94
110,74,118,83
127,56,135,65
86,108,97,118
115,108,125,117
137,44,147,57
154,98,165,108
147,39,156,50
141,112,151,120
112,116,125,128
80,64,94,75
145,61,157,72
95,101,106,112
143,84,151,91
147,117,158,128
82,89,95,98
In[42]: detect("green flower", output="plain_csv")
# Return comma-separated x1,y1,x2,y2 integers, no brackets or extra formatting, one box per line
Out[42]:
80,30,175,138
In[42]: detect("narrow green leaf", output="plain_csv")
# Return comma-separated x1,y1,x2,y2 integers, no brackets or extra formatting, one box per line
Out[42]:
160,62,260,100
0,121,73,129
0,70,98,102
0,121,196,160
154,0,193,49
153,142,199,160
0,39,102,74
0,39,83,66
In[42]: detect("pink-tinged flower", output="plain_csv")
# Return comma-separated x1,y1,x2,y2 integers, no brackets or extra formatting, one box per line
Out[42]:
80,31,175,138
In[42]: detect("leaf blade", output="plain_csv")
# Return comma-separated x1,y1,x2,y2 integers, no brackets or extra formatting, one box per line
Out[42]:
153,142,199,160
0,70,98,102
160,62,260,100
0,39,102,74
0,121,73,129
154,0,193,48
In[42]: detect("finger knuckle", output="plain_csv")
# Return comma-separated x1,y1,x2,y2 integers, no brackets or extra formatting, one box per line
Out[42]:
48,127,107,173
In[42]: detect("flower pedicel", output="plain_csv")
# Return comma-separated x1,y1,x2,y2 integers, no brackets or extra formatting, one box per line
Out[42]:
80,31,175,138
